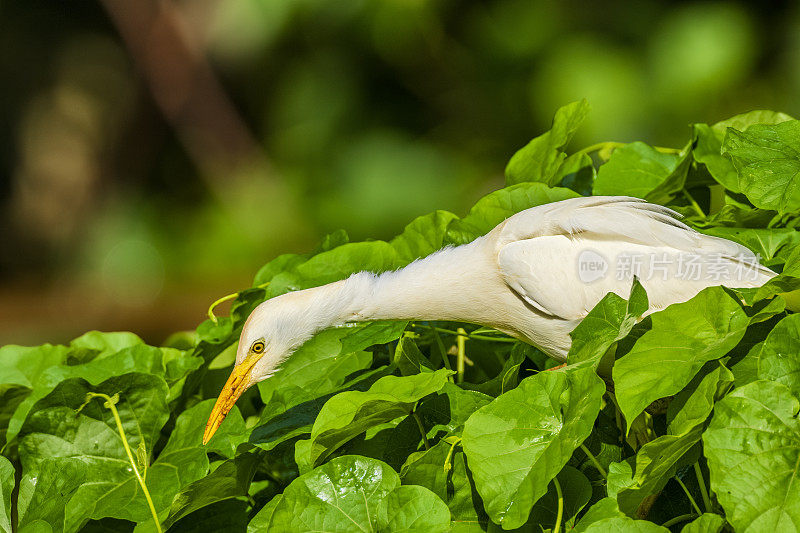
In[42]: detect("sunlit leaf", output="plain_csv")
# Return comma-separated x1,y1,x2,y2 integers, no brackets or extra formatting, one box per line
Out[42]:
703,380,800,532
614,287,748,427
461,364,604,528
722,120,800,214
304,369,453,468
505,99,590,186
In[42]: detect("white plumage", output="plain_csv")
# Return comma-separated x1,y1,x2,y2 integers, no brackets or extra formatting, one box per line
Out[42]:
203,196,774,443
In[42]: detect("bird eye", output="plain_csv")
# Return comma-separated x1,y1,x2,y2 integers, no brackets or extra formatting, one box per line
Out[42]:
251,341,265,354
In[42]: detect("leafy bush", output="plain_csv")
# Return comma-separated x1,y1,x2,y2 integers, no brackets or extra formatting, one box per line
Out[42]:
1,101,799,532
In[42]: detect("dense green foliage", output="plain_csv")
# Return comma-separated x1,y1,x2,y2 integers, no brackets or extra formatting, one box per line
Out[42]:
1,102,799,532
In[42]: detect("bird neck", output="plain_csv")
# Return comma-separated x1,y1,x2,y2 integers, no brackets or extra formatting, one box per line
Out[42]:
266,238,493,353
348,239,493,323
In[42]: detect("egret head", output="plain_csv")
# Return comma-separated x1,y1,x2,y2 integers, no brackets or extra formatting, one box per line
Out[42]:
202,279,361,444
203,300,294,444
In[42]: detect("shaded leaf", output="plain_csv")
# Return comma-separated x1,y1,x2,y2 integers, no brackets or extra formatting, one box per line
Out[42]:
528,466,592,529
394,334,435,376
401,440,488,529
162,452,260,530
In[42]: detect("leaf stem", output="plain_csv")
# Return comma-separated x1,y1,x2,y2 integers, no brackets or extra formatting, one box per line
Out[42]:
579,443,607,478
662,513,699,528
411,408,430,451
553,477,564,533
443,437,462,474
681,189,706,218
576,141,681,159
456,328,467,384
207,293,238,323
694,462,712,512
421,325,517,343
674,475,703,516
207,282,270,323
83,393,162,533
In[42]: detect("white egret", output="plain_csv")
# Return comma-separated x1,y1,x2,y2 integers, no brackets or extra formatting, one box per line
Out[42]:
204,196,774,443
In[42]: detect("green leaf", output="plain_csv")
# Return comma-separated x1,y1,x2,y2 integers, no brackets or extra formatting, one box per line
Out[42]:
274,241,399,292
267,455,400,532
703,380,800,532
4,340,188,444
667,363,734,435
401,440,488,529
646,146,693,205
693,110,794,192
377,485,450,533
580,516,669,532
756,313,800,398
681,513,725,533
555,152,596,196
573,497,669,532
339,320,408,354
593,142,682,198
15,459,84,533
253,253,308,286
505,99,590,186
568,279,648,365
394,334,435,376
573,497,626,532
337,415,425,472
701,226,800,260
461,364,604,529
164,399,247,459
446,183,580,245
248,495,282,533
304,369,453,468
68,331,143,361
391,210,459,264
162,499,248,533
16,373,192,532
613,287,748,427
463,342,526,397
694,124,740,192
162,452,260,531
614,363,733,515
722,120,800,214
252,327,375,451
528,466,592,529
258,327,375,412
0,456,13,533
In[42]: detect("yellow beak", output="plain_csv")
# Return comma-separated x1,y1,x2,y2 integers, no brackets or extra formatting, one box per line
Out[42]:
203,355,259,445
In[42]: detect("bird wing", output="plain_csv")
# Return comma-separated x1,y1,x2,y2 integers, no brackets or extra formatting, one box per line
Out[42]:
495,196,773,320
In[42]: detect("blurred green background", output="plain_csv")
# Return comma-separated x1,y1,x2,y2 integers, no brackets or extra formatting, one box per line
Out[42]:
1,0,798,345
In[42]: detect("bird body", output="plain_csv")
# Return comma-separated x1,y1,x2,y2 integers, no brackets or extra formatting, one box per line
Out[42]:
204,196,775,443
